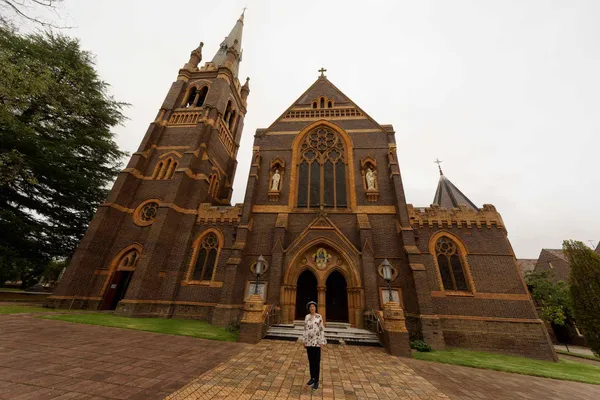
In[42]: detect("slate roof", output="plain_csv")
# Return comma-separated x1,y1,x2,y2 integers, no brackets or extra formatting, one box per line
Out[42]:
542,249,568,262
432,173,478,210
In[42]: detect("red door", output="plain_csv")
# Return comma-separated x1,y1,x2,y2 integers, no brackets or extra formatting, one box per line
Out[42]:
100,271,133,310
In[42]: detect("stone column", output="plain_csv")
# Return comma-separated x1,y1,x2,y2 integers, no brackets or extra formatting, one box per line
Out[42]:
383,301,411,357
317,286,326,323
238,293,265,344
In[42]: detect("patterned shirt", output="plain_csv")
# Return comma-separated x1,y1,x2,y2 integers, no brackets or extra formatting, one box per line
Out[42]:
303,313,327,347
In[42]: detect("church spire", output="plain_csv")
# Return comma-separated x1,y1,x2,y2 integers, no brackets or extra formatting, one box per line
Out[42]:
210,10,245,78
432,162,478,210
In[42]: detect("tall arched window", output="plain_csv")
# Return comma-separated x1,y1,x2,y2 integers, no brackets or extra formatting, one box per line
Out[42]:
196,86,208,107
185,87,197,107
435,236,470,291
297,127,347,208
228,110,236,131
224,100,232,122
190,232,220,281
208,174,219,198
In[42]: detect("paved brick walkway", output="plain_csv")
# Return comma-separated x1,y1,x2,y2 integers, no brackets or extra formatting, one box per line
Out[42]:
2,314,600,399
0,314,246,399
166,340,449,400
403,357,600,400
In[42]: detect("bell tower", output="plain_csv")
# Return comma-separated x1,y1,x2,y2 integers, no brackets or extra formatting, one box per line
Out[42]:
152,10,249,203
47,11,250,314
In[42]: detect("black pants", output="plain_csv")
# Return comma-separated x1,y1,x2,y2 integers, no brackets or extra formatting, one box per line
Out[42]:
306,346,321,382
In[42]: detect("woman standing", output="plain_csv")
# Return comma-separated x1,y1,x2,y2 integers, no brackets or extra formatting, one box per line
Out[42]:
303,301,326,391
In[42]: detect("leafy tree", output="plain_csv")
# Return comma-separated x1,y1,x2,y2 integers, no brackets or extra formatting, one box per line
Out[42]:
0,27,126,286
525,270,573,326
43,257,66,285
564,240,600,356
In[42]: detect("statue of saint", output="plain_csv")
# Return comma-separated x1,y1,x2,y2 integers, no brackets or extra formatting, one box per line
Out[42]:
366,168,376,190
271,169,281,191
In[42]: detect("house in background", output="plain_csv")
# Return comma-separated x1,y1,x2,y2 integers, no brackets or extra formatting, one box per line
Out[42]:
516,259,537,278
522,242,600,346
533,249,571,282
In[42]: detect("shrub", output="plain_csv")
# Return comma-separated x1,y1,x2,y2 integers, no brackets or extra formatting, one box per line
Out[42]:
226,320,240,333
410,339,432,352
563,240,600,357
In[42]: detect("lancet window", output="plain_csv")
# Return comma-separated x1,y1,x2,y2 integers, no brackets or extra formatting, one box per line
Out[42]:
190,232,220,281
184,86,209,108
296,127,347,208
117,249,140,270
152,157,178,180
435,237,470,291
208,174,220,198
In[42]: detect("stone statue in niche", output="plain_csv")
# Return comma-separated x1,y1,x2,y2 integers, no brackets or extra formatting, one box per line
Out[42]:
271,169,281,191
366,167,376,190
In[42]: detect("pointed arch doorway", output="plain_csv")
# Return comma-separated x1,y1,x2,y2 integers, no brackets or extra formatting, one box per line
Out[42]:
282,241,365,327
100,245,141,310
295,270,318,320
325,270,349,322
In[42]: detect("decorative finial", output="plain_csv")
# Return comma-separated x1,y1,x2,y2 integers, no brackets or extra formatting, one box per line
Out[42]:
183,42,204,71
434,158,443,176
242,6,247,16
318,67,327,77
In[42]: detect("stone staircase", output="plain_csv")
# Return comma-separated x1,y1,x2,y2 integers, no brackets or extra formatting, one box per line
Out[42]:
265,320,381,346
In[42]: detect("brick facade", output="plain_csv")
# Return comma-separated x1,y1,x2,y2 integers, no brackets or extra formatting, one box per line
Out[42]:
47,14,556,361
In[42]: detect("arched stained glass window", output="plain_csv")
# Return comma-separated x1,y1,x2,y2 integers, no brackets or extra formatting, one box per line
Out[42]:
296,127,347,208
435,237,469,291
191,232,220,281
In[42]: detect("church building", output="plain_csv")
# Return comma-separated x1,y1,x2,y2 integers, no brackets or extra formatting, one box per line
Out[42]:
48,12,556,360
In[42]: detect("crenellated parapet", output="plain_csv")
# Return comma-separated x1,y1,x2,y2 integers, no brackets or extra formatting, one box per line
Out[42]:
407,204,505,229
197,203,243,224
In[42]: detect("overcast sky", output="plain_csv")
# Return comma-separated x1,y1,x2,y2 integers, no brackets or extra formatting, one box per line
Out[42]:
22,0,600,258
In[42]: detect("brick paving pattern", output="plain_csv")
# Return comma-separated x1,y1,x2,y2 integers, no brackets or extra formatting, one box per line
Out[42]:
2,314,600,399
166,339,449,400
403,357,600,400
0,314,246,399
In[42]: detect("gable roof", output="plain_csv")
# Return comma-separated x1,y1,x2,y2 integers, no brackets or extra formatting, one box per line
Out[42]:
261,75,390,135
542,249,568,262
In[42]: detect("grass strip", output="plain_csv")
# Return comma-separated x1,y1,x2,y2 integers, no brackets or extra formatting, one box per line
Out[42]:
39,312,238,342
412,348,600,385
556,349,600,362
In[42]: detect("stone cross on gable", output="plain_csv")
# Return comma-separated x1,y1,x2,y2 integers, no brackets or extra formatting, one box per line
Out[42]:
318,67,327,77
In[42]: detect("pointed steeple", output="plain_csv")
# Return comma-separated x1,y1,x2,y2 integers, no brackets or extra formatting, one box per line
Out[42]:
210,10,244,77
432,162,478,210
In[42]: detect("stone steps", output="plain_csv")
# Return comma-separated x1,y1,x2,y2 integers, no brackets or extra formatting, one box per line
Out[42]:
265,321,381,346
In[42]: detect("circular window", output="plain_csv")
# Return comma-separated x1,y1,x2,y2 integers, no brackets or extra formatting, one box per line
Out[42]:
133,200,160,226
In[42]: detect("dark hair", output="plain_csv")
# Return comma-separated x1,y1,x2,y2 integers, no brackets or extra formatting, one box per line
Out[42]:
306,301,318,312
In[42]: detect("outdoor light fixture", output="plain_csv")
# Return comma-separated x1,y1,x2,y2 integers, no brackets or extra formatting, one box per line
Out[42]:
381,259,394,301
253,255,266,295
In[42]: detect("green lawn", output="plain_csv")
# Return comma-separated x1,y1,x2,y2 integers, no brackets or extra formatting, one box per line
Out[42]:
39,313,239,342
412,348,600,385
0,305,60,314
